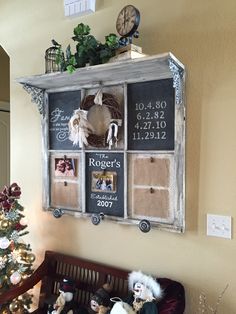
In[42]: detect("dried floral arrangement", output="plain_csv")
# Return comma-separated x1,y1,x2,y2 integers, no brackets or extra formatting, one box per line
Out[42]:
197,284,229,314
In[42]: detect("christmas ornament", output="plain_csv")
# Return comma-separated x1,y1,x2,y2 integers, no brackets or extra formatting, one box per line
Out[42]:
10,271,21,285
9,250,21,263
10,231,20,242
26,253,36,263
0,257,6,270
0,220,9,229
9,300,20,312
19,217,27,226
0,220,9,230
0,237,11,249
5,211,19,221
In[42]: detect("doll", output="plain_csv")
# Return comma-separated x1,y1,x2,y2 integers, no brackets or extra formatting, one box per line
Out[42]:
89,283,112,314
48,278,88,314
127,271,162,314
110,271,162,314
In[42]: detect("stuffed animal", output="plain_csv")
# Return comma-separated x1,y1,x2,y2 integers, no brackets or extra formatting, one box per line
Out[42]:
110,271,162,314
47,278,88,314
89,283,112,314
127,271,162,314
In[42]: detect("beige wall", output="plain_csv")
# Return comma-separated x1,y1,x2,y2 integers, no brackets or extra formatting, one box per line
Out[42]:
1,0,236,312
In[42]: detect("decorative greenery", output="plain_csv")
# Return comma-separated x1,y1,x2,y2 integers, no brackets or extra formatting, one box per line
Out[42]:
55,23,119,73
0,183,35,313
197,284,229,313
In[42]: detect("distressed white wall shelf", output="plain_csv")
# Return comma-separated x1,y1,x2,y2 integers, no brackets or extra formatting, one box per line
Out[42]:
17,52,186,233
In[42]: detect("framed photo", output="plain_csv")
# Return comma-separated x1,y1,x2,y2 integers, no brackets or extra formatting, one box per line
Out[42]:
91,171,117,193
54,158,77,177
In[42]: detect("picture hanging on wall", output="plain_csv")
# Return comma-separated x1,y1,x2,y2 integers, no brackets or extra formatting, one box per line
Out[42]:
54,158,77,177
91,171,117,193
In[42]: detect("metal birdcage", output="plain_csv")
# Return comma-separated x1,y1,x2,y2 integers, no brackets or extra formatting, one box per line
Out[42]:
45,44,64,73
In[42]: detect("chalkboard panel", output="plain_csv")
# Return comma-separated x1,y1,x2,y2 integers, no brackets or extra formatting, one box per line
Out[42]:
127,79,175,150
49,90,81,150
85,152,124,217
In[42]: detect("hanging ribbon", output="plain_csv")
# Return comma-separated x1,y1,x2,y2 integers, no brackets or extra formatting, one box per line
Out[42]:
68,109,94,147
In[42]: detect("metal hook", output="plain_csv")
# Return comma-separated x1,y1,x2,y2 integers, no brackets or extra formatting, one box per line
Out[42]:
91,213,105,225
150,187,154,194
139,219,151,233
52,208,64,218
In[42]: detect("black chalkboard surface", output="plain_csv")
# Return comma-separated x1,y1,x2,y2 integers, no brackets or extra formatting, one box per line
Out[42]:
49,90,81,150
128,79,175,150
85,152,124,217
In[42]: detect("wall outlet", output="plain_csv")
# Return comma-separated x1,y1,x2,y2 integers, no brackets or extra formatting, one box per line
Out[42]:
207,214,232,239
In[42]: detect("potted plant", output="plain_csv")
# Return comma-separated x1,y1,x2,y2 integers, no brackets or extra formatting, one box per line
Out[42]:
55,23,119,73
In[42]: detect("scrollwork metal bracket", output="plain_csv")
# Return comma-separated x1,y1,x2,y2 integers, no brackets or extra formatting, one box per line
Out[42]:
168,59,184,105
23,84,45,117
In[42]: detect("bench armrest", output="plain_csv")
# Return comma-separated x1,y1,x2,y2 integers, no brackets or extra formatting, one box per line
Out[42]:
0,259,49,304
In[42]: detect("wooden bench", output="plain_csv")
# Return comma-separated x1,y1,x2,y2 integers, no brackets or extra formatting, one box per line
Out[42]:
0,250,185,313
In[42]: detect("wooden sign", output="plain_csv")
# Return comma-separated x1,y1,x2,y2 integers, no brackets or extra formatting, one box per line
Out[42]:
127,79,175,150
48,90,81,150
85,152,124,217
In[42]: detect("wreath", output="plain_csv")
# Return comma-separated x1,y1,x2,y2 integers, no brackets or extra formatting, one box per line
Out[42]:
68,90,122,148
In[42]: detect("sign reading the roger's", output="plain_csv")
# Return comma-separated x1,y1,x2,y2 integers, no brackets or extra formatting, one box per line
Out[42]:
86,152,124,217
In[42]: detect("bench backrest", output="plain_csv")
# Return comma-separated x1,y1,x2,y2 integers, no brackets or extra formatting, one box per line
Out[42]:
39,251,129,311
39,251,185,314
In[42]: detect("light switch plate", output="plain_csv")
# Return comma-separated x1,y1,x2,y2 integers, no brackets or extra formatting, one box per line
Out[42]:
64,0,96,17
207,214,232,239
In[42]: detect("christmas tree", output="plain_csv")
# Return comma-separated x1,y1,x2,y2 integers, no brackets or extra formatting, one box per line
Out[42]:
0,183,35,313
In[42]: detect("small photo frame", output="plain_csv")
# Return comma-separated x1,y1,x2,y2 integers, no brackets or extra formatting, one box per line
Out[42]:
91,171,117,193
55,158,77,177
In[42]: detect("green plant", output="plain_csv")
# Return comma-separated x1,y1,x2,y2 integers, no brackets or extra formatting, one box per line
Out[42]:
55,23,119,73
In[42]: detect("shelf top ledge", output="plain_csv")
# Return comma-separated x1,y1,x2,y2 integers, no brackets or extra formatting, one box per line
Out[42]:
17,52,184,91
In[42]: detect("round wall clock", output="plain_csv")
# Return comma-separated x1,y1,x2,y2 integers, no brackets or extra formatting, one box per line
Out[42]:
116,5,140,38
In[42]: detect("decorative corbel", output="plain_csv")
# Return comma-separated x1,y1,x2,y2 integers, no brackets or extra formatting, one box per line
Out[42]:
168,59,184,105
23,84,45,117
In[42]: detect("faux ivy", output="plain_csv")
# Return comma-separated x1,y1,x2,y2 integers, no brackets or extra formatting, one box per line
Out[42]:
55,23,119,73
